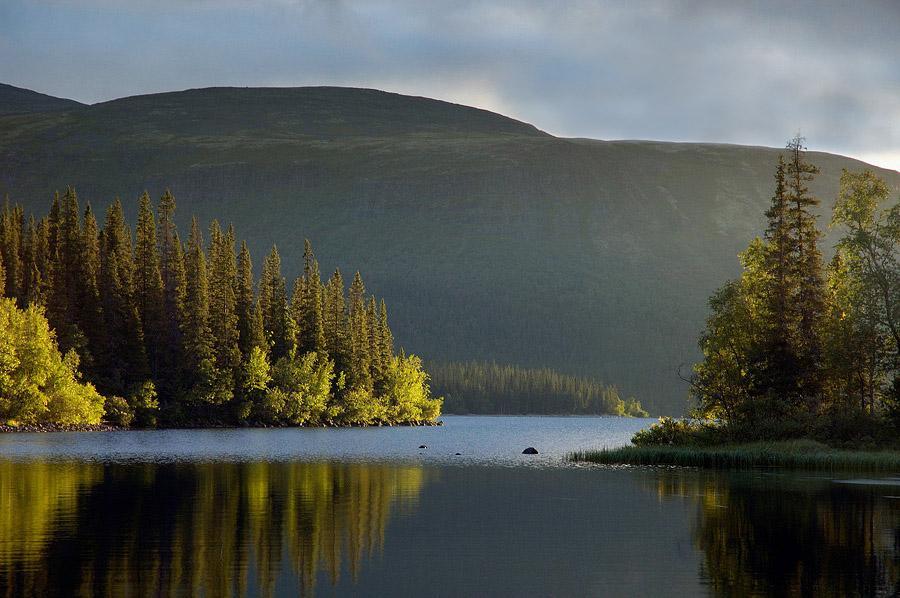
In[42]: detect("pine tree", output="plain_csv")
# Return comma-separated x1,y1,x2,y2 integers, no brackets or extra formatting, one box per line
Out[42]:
259,245,292,360
378,299,394,372
134,192,165,377
323,269,348,366
0,202,23,303
179,218,217,405
235,240,257,359
367,296,382,384
47,187,85,353
156,190,183,391
348,272,372,391
99,198,148,394
208,222,240,397
784,136,826,403
78,204,103,377
295,239,325,354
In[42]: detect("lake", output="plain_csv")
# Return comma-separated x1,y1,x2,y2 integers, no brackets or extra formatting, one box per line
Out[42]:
0,415,898,597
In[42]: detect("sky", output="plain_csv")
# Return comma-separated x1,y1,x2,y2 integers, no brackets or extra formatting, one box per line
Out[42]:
1,0,898,171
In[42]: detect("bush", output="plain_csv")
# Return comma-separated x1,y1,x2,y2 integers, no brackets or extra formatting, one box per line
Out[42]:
128,381,159,428
0,299,105,425
632,417,713,446
103,395,134,427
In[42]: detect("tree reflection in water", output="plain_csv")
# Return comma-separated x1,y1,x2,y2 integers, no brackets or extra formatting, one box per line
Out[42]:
0,461,429,597
651,471,900,597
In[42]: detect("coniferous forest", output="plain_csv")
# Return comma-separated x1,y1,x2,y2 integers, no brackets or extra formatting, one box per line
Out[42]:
0,189,442,427
431,361,648,416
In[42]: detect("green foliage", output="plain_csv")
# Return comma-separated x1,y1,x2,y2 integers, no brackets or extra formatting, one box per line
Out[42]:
379,354,442,423
263,350,333,425
631,417,711,447
0,298,104,425
431,360,644,416
102,395,134,427
127,380,159,428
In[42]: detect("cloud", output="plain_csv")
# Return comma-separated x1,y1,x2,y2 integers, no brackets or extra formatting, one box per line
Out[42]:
1,0,898,169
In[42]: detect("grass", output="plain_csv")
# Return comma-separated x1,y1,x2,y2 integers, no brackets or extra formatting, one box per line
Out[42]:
570,439,900,472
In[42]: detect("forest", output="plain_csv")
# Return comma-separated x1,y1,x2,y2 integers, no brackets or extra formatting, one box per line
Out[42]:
0,189,441,427
430,361,647,416
638,137,900,447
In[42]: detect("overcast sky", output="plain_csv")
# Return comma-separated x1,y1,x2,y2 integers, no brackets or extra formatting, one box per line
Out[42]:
1,0,898,170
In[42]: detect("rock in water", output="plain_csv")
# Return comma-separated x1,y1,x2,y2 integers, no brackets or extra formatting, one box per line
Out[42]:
522,447,539,455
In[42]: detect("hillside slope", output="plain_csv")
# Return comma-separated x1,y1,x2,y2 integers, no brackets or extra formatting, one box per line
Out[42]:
1,86,897,413
0,83,85,116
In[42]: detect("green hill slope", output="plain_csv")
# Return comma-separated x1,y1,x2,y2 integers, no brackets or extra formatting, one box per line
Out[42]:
1,85,897,413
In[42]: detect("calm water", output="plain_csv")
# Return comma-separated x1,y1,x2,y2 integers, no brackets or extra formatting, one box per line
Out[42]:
0,416,897,597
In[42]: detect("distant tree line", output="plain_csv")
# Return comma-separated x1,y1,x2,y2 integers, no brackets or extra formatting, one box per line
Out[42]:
641,137,900,445
0,188,441,427
429,361,648,416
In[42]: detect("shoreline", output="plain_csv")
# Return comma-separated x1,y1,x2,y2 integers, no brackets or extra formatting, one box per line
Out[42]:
570,440,900,472
0,420,443,433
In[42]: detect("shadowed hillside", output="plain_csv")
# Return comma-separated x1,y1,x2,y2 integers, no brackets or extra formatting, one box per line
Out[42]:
0,83,85,116
1,85,898,413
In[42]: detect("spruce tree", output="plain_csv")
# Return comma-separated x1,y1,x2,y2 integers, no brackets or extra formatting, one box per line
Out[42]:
259,245,292,360
235,240,256,359
295,240,325,354
208,222,240,397
157,190,183,389
784,136,826,403
323,269,348,367
179,218,217,405
0,202,22,303
78,204,103,377
367,296,382,384
348,272,372,392
48,187,85,353
134,192,165,377
99,198,148,394
378,299,393,371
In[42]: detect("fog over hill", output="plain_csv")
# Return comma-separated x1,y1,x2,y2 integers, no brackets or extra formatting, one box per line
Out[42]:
2,84,898,413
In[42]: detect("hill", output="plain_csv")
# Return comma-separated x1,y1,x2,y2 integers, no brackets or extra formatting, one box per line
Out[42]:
0,83,85,116
1,85,898,413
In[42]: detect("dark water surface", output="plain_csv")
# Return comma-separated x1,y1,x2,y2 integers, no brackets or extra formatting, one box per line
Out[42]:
0,416,898,597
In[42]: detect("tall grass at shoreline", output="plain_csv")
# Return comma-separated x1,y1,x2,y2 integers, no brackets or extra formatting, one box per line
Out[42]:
570,440,900,472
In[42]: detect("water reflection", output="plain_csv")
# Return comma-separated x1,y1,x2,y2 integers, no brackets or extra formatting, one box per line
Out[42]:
0,461,429,597
652,471,900,597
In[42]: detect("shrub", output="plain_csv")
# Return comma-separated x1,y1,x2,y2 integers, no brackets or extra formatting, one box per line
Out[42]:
103,395,134,427
632,417,711,446
128,381,159,428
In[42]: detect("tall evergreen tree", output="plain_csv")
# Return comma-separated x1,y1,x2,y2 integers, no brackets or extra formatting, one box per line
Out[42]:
78,204,103,377
208,222,241,397
347,272,372,391
179,218,217,405
47,187,85,353
323,269,348,366
0,202,23,303
235,240,257,358
259,245,292,360
99,198,147,394
295,240,325,354
134,192,165,377
784,136,826,403
156,190,183,389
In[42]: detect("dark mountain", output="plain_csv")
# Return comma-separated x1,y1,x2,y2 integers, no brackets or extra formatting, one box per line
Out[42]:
0,83,85,116
1,85,897,413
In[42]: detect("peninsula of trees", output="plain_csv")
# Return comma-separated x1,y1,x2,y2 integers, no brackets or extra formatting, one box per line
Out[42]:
630,137,900,449
0,189,441,428
431,361,647,416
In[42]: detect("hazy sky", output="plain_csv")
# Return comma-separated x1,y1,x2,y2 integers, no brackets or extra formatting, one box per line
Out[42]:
2,0,898,170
